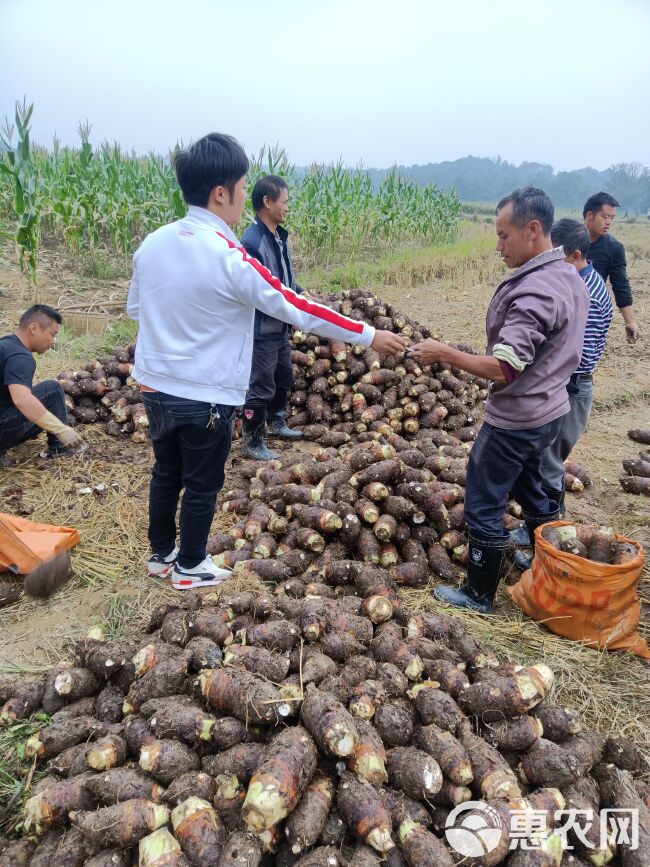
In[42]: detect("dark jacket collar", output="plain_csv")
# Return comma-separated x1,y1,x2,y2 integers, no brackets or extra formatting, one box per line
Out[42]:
253,217,290,242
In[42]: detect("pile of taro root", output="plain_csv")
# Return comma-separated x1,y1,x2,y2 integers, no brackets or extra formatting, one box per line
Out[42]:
56,343,149,442
1,588,648,867
619,430,650,497
540,524,640,565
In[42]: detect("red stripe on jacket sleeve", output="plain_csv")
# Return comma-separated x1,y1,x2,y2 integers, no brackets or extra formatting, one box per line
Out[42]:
215,231,365,336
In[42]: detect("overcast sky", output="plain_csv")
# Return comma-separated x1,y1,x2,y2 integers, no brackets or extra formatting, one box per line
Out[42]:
1,0,649,172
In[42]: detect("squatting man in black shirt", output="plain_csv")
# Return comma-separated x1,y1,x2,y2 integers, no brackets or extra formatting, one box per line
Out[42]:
0,305,85,464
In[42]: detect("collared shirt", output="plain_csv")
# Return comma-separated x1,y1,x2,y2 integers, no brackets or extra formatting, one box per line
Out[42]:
576,263,613,374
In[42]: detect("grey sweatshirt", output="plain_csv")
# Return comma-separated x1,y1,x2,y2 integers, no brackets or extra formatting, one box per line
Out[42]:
484,248,589,430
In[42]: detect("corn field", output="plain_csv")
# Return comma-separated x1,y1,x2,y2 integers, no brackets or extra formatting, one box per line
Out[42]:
0,102,461,276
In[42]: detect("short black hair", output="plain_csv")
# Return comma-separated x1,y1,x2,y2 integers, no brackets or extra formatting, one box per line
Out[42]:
174,133,249,207
583,192,620,218
496,186,554,235
551,219,590,258
19,304,62,328
251,175,288,213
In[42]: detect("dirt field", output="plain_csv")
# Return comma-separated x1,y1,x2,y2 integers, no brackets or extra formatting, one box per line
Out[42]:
0,218,648,749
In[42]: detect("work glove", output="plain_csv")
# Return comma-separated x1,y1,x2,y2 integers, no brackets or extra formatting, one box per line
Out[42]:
36,410,84,449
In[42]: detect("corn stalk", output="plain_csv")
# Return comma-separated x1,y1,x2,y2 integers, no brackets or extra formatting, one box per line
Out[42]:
0,98,39,284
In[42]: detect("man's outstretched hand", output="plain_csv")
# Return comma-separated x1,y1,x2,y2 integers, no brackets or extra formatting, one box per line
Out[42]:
371,330,408,356
408,338,449,365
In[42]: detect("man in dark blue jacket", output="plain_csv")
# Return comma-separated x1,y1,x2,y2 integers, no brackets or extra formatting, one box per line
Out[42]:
241,175,304,459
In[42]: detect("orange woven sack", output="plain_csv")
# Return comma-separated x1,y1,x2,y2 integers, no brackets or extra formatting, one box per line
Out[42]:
508,520,648,659
0,513,79,575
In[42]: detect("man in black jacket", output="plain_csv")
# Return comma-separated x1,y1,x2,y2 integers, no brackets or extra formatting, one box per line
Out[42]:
583,192,640,343
241,175,304,459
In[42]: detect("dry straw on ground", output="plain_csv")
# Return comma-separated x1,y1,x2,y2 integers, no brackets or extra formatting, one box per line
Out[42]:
1,426,648,762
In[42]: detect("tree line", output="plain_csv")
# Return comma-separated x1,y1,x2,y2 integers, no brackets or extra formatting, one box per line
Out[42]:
350,157,650,213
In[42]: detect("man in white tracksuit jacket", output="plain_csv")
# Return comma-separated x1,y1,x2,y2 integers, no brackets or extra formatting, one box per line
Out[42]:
128,132,405,590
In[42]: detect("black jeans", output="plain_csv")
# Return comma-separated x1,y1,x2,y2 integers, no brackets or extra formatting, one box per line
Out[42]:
246,336,294,403
142,392,235,569
0,380,67,453
464,418,564,540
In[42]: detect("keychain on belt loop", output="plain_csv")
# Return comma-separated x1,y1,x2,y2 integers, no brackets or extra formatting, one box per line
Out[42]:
207,404,221,429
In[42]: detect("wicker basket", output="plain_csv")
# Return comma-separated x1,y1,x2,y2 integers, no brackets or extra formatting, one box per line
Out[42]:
58,300,124,337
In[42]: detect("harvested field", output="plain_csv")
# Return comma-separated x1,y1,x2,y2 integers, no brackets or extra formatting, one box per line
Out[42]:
0,220,649,854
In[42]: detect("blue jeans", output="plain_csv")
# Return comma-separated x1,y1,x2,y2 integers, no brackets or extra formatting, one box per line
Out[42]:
142,392,235,569
539,376,593,493
464,418,564,540
0,380,67,453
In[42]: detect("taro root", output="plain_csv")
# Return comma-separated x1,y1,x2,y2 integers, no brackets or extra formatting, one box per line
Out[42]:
398,819,455,867
124,654,190,714
138,828,185,867
200,667,294,725
457,664,552,721
347,717,388,785
70,799,170,849
25,715,106,760
139,738,201,785
414,722,473,784
386,746,443,800
301,687,359,757
0,680,44,723
284,772,335,855
459,723,522,800
217,830,263,866
373,698,416,747
242,726,318,832
23,772,96,832
83,767,165,805
337,771,394,854
532,704,582,742
202,742,267,783
171,796,226,865
163,771,217,807
410,682,464,732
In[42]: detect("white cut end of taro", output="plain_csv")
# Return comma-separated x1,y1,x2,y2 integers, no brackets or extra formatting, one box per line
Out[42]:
88,746,115,770
367,827,395,853
171,796,214,830
139,743,158,772
139,828,180,865
242,781,287,831
530,663,554,692
516,674,546,705
54,672,73,695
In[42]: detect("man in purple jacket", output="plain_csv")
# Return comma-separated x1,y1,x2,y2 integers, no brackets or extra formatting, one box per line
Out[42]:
411,187,589,613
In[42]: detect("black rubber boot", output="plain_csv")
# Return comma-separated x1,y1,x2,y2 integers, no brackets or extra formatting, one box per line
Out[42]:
434,534,508,614
242,401,279,461
546,486,566,518
510,487,565,547
266,390,303,440
512,508,560,571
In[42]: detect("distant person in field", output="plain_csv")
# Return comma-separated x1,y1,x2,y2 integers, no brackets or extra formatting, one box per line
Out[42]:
510,219,613,564
410,187,589,613
0,305,84,464
127,132,405,590
583,192,640,343
240,175,304,460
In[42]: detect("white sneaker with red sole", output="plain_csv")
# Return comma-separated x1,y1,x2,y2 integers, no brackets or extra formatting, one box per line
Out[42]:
171,555,230,590
147,547,179,578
